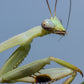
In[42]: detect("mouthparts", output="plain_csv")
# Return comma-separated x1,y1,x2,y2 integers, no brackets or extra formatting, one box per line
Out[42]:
55,30,66,36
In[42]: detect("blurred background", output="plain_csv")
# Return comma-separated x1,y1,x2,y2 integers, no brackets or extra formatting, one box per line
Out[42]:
0,0,84,84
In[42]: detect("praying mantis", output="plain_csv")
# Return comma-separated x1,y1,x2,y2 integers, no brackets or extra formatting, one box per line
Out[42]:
0,0,83,84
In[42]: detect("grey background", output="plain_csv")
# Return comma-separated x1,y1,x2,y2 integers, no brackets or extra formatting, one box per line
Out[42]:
0,0,84,84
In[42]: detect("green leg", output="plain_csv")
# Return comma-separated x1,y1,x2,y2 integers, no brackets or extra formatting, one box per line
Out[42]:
49,57,83,76
0,42,31,76
0,57,82,83
63,72,77,84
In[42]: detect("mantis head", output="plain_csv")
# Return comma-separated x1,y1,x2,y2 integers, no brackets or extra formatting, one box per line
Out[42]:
41,0,71,36
41,16,66,36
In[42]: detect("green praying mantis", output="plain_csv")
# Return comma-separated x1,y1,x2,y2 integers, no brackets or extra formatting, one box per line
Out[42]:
0,0,83,84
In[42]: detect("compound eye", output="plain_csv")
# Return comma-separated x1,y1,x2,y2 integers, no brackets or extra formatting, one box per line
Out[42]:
41,19,55,31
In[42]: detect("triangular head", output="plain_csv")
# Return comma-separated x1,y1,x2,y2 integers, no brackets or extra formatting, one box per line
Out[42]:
41,16,66,35
41,0,71,36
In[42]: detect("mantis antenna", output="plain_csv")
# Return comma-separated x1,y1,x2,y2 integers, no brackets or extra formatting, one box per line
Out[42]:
66,0,72,31
46,0,53,17
55,0,57,16
58,0,72,40
46,0,71,31
46,0,57,17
